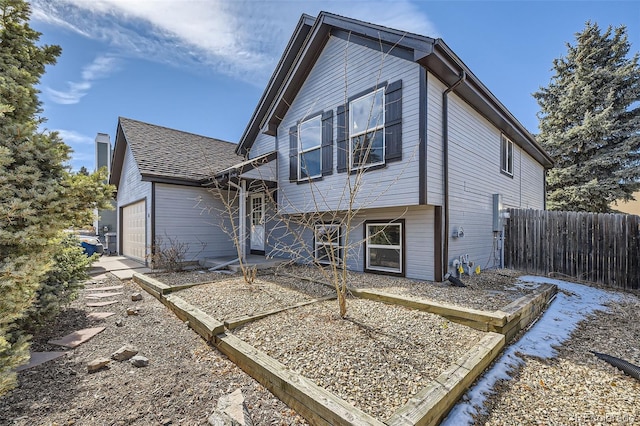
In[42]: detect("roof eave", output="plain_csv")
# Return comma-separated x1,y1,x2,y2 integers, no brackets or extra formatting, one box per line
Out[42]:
236,14,315,156
108,119,126,188
140,173,208,187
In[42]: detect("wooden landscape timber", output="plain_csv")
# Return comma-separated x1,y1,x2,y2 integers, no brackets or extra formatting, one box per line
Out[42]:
386,333,505,426
224,295,337,329
132,271,557,425
352,284,557,343
216,333,386,426
350,289,506,332
491,283,557,342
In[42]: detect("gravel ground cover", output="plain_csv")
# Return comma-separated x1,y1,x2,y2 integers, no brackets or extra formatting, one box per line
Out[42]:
148,270,231,288
274,265,539,311
478,294,640,426
4,264,638,426
173,274,334,321
232,298,486,420
0,273,306,426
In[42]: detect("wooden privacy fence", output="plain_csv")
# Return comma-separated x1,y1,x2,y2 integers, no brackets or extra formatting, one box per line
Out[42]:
504,209,640,290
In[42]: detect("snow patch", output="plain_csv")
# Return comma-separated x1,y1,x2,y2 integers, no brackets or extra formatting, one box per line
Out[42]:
442,276,623,425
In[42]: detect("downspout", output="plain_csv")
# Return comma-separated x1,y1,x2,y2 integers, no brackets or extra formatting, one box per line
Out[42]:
442,71,466,280
227,179,247,261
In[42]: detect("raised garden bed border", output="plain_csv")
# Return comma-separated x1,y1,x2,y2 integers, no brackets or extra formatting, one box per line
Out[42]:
132,272,555,425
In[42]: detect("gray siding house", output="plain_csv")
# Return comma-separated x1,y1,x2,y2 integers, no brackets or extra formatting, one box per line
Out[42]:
233,12,553,281
109,117,241,264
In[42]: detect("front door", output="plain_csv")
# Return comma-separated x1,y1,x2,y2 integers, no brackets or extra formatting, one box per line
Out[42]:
249,193,265,253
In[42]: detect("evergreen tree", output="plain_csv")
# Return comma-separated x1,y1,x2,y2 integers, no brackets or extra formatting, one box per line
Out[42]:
534,22,640,212
0,0,113,394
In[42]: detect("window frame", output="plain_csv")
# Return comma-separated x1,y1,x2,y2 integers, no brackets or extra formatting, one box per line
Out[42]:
314,223,342,265
501,134,514,177
364,220,404,276
298,114,323,180
349,88,386,170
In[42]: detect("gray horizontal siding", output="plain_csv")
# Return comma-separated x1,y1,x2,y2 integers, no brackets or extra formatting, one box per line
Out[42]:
249,133,276,159
266,205,435,280
426,72,445,206
445,92,545,272
154,184,237,261
277,35,422,214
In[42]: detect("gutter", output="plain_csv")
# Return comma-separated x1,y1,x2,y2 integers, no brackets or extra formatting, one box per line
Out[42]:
442,71,466,280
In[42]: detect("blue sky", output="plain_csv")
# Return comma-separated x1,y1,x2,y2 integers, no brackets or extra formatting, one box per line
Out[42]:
29,0,640,171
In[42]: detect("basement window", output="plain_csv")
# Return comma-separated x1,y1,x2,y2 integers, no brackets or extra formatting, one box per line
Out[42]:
314,224,342,265
365,220,404,275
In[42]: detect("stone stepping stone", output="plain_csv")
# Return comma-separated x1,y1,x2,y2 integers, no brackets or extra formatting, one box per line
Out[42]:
85,285,123,292
87,301,118,307
16,351,68,372
87,273,108,281
48,327,106,349
86,292,123,299
86,312,115,320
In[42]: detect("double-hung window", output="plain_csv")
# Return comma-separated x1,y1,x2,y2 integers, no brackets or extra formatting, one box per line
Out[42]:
314,224,342,265
501,135,514,176
350,88,385,169
365,221,403,275
298,115,322,179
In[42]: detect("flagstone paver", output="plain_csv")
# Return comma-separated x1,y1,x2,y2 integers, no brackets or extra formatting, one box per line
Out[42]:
87,301,118,307
16,351,69,371
86,312,116,320
85,285,123,292
86,292,123,299
48,327,106,349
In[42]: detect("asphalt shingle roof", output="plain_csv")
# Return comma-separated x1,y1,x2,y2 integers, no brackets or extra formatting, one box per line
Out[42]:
118,117,241,183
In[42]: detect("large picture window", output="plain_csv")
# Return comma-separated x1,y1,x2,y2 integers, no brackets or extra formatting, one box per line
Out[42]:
365,221,403,275
314,224,342,265
501,135,513,176
298,115,322,179
349,88,385,169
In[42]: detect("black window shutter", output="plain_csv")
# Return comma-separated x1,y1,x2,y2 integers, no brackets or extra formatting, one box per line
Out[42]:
321,110,333,176
385,80,402,163
289,125,298,182
336,105,348,173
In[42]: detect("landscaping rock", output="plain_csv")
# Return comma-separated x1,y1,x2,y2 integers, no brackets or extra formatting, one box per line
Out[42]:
126,308,139,316
130,355,149,367
111,345,138,361
131,292,143,301
207,389,253,426
115,318,124,327
87,357,110,373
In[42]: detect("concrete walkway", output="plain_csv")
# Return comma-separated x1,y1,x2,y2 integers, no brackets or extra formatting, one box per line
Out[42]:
89,255,151,280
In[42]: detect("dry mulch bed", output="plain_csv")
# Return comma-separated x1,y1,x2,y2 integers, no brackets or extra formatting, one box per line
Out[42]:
0,274,305,426
232,298,485,420
174,274,334,321
479,294,640,426
5,264,636,425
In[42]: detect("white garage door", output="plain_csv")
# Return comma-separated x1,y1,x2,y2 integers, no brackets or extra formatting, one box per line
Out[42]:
122,200,146,262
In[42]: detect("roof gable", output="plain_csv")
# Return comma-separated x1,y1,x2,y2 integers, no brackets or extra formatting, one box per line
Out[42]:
237,11,553,168
109,117,240,188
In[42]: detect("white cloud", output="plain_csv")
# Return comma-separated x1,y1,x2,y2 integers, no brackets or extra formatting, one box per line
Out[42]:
54,129,94,146
31,0,438,85
45,55,120,104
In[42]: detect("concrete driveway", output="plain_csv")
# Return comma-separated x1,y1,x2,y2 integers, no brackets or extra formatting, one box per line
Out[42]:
89,255,151,280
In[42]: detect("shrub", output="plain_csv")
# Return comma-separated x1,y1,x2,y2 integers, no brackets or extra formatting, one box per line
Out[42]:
18,234,96,332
